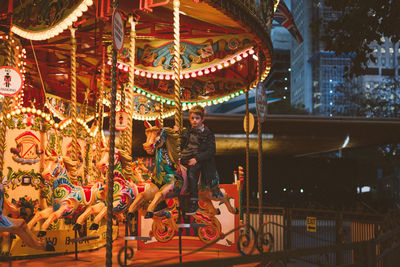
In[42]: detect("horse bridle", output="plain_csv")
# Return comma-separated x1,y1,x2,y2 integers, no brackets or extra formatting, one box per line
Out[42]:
51,156,63,177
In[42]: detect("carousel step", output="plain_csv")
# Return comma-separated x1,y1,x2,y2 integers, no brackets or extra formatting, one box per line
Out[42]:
177,223,205,228
123,236,152,241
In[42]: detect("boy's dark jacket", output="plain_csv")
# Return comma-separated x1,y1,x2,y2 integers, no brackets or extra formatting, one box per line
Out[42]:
180,126,216,186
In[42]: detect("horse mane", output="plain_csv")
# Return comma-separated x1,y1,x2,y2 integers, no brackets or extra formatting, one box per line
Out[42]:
163,127,180,166
62,156,78,179
118,149,132,169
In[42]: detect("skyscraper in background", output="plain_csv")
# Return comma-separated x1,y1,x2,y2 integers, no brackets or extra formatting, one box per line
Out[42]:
263,1,292,111
291,0,351,116
290,0,400,117
290,0,313,113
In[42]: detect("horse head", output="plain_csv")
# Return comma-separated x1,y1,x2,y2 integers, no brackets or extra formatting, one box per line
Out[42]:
143,119,163,155
42,149,65,182
95,147,110,174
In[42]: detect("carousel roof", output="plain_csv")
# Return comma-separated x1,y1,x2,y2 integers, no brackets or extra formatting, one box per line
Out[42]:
0,0,275,121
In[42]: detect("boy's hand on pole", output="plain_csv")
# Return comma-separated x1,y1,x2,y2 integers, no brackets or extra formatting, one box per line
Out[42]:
188,158,197,166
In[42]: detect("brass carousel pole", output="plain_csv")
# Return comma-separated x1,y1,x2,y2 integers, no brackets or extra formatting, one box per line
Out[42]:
159,102,164,127
70,27,78,184
126,15,136,154
245,91,250,233
95,45,106,164
122,15,137,182
173,0,182,133
106,1,119,265
0,3,14,176
83,88,90,183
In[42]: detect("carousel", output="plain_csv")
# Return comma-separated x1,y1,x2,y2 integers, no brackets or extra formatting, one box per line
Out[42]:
0,0,275,263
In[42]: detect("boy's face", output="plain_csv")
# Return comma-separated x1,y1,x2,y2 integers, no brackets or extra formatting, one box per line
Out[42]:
189,113,204,129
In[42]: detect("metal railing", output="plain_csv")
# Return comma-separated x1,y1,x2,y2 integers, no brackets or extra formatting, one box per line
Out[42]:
160,209,400,267
245,206,386,266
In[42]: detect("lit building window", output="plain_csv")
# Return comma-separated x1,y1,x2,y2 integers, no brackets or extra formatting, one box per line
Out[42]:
381,47,386,54
380,36,386,43
389,47,394,54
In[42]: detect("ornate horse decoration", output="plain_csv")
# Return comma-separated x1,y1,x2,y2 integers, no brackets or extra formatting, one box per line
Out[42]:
142,120,238,243
0,184,54,251
27,151,105,236
75,148,158,231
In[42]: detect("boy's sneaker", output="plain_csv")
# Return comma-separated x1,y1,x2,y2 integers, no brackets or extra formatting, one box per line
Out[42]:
186,200,199,215
154,201,168,212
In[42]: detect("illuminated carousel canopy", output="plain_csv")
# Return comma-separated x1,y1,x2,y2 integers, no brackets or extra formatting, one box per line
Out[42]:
0,0,275,120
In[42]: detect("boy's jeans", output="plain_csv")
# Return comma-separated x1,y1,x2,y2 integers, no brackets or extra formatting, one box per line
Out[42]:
186,162,200,200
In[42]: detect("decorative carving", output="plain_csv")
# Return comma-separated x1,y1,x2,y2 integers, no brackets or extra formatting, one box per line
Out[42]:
10,131,43,164
4,168,44,190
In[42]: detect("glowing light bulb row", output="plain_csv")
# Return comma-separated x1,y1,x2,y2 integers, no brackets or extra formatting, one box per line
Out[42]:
132,110,175,121
7,107,59,128
11,0,93,40
6,106,96,136
107,47,255,80
45,101,66,121
58,117,92,136
129,85,246,107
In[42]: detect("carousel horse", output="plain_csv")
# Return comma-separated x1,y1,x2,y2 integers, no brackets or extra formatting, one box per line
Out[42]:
142,119,237,218
74,148,158,230
0,184,54,251
27,151,106,236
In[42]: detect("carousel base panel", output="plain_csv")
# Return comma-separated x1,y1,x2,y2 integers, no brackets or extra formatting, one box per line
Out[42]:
0,224,118,259
8,225,244,267
138,236,239,252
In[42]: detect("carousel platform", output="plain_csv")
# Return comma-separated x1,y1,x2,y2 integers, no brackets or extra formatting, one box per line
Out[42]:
6,225,255,267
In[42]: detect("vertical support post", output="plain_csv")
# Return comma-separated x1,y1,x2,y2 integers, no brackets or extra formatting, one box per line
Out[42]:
336,211,344,265
285,208,292,250
257,115,263,245
178,207,183,263
173,0,182,133
74,228,78,260
0,4,14,177
245,91,250,233
256,48,263,246
125,15,136,156
95,45,106,163
124,219,129,266
106,2,119,266
70,27,78,184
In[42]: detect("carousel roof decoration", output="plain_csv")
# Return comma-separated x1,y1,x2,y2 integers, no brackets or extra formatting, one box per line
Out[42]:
11,0,94,41
5,106,93,137
3,0,275,121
